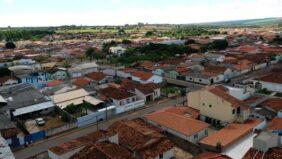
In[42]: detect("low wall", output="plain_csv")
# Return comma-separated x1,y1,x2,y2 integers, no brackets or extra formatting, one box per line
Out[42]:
45,122,77,137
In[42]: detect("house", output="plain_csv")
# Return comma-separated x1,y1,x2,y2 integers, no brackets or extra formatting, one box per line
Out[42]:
72,77,92,88
199,119,264,153
86,72,107,84
48,130,118,159
52,88,103,109
109,46,126,57
48,68,68,80
99,86,144,113
131,71,163,84
205,53,225,62
193,152,231,159
267,118,282,136
121,79,161,102
70,142,136,159
68,62,98,78
252,69,282,92
189,54,207,62
13,59,36,66
107,119,174,159
17,72,50,89
188,85,251,126
259,98,282,117
242,132,282,159
0,76,19,86
0,83,55,120
117,68,134,79
145,107,209,143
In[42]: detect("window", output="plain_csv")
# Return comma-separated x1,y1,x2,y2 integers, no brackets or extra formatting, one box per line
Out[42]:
209,105,212,108
205,130,208,135
199,79,202,82
194,134,198,139
202,103,205,106
232,109,235,114
132,98,136,102
126,99,130,103
159,154,163,159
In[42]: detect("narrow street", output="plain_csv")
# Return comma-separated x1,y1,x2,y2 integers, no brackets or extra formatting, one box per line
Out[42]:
13,97,186,159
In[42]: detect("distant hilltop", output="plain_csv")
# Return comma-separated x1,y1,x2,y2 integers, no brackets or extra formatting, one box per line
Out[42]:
195,17,282,27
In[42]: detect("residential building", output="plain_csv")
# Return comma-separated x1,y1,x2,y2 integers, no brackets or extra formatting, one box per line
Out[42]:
193,152,231,159
0,83,55,120
199,119,264,153
252,69,282,92
86,72,107,84
51,88,103,109
109,46,126,57
68,62,98,78
70,142,136,159
48,130,118,159
99,86,144,113
145,107,209,143
107,119,174,159
121,79,161,102
131,71,163,84
188,85,251,126
0,76,19,86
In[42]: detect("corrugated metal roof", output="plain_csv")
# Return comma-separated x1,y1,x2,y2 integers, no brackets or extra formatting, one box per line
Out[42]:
12,101,55,116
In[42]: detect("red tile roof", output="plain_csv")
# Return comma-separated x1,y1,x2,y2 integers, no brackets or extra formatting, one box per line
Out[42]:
121,79,159,95
49,130,109,156
47,80,63,87
193,152,231,159
261,98,282,112
73,77,91,87
146,108,209,137
86,72,106,82
107,119,174,159
255,72,282,84
242,147,282,159
208,85,243,108
199,119,262,149
70,142,136,159
267,118,282,131
132,71,154,81
99,86,135,100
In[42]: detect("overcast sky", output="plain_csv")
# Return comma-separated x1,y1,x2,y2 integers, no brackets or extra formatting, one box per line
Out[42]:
0,0,281,27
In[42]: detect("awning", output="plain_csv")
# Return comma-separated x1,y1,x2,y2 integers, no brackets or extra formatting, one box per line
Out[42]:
13,101,55,116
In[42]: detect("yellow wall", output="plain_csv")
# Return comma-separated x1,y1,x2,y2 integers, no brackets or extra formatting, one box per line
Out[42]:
187,90,237,123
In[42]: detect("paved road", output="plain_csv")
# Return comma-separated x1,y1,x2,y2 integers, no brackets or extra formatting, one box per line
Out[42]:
13,97,186,159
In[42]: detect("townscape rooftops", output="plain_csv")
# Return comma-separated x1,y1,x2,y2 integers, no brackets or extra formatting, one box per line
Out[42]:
70,142,136,159
73,77,91,87
267,118,282,131
193,152,231,159
99,86,135,100
107,119,174,159
207,85,243,108
260,98,282,112
0,83,49,111
49,130,109,156
242,147,282,159
132,71,154,81
86,72,106,81
146,107,209,136
255,71,282,84
121,79,160,95
199,119,262,149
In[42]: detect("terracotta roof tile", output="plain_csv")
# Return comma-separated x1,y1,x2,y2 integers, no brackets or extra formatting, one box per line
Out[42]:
47,80,63,87
86,72,106,82
146,109,209,136
99,86,135,100
261,98,282,112
132,71,153,81
107,119,174,159
73,77,91,87
242,147,282,159
193,152,231,159
267,118,282,131
208,85,243,108
255,72,282,84
199,119,262,149
70,142,136,159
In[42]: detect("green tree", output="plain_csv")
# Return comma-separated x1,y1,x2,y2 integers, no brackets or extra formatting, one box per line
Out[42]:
5,41,16,49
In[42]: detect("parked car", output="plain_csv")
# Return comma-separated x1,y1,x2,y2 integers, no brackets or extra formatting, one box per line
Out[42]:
35,118,45,126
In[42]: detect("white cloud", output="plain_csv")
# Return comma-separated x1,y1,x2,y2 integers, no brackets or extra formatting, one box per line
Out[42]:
0,0,281,27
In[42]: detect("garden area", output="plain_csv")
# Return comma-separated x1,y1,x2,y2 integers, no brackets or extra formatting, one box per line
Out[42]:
63,102,104,118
